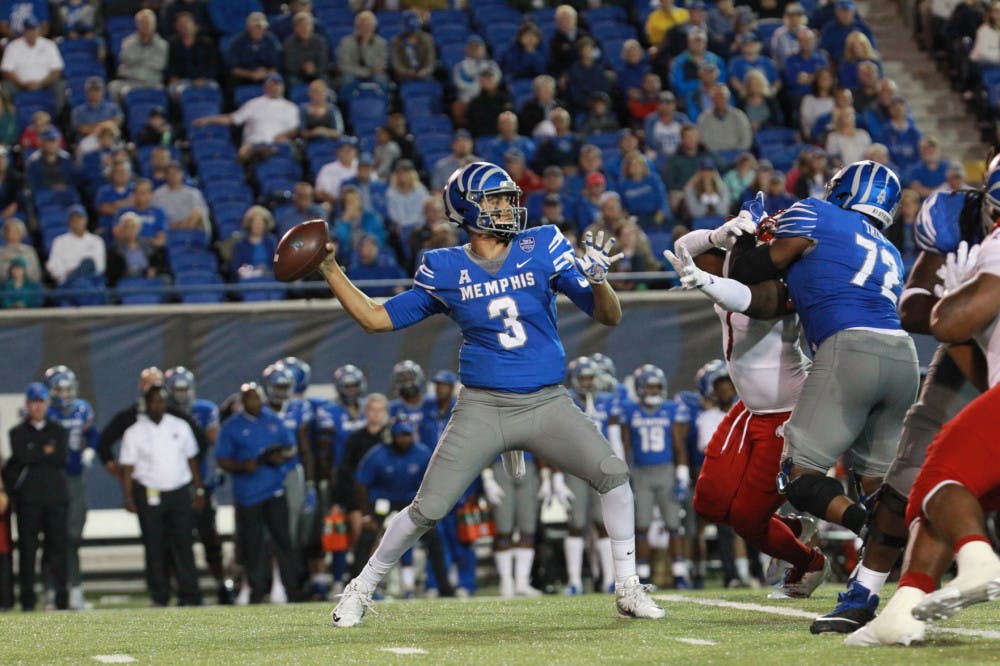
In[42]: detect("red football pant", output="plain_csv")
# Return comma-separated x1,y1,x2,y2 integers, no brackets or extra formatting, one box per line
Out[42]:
694,401,814,569
907,382,1000,526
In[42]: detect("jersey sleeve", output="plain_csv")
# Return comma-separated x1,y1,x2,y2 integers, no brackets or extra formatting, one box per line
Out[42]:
383,253,449,329
542,226,597,317
976,231,1000,278
180,421,198,459
206,404,220,430
914,192,961,254
118,426,139,466
674,401,691,424
214,424,236,460
772,199,820,239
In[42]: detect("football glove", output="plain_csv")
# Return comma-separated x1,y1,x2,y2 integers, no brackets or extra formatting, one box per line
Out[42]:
502,450,526,479
934,240,980,298
708,211,760,249
673,464,690,501
552,471,576,506
739,191,766,224
481,468,506,506
81,447,96,468
576,230,624,285
663,245,713,289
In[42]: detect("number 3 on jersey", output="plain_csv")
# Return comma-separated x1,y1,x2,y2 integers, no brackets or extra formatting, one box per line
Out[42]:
488,296,528,349
851,233,900,305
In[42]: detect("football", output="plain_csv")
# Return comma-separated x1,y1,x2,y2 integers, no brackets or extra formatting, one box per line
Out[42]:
273,219,331,282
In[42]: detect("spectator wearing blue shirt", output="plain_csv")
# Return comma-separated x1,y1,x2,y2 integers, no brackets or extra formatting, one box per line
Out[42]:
342,154,388,220
347,234,406,297
645,92,690,157
727,32,780,100
618,150,670,228
95,161,135,234
770,3,808,70
669,28,727,101
682,61,722,121
216,383,299,604
819,0,875,63
762,171,797,214
564,37,612,116
533,107,581,172
525,165,577,224
230,205,277,280
903,137,950,198
783,27,829,100
0,0,48,39
226,12,282,87
565,144,618,195
25,127,74,192
875,96,921,168
616,39,651,98
482,111,537,166
500,22,548,81
118,178,168,245
332,185,387,263
275,181,326,237
71,78,123,141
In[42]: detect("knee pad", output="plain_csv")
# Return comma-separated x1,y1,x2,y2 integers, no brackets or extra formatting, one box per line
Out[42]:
862,485,909,550
782,472,844,520
593,455,630,494
407,503,440,530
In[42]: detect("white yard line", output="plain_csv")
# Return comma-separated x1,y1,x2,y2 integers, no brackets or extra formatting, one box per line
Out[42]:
656,594,1000,641
379,647,428,655
675,637,717,646
92,656,137,664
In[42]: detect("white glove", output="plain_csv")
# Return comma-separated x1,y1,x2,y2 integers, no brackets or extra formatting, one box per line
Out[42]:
675,464,690,487
501,450,526,479
481,468,506,506
934,240,980,298
663,245,713,289
551,471,575,505
575,230,624,285
82,448,96,468
538,467,553,502
708,215,758,249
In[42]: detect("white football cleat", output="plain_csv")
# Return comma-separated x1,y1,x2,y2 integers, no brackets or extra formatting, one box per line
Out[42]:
331,579,376,628
844,586,927,647
768,552,829,600
615,575,666,619
912,566,1000,621
499,578,515,598
516,585,543,597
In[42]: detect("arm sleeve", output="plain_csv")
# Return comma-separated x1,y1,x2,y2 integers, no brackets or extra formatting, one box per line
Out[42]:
180,422,198,460
674,228,715,257
674,401,691,424
384,254,448,329
976,234,1000,278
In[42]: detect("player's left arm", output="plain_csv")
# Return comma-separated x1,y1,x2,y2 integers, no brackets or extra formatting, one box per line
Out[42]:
671,422,689,467
590,280,623,326
930,272,1000,343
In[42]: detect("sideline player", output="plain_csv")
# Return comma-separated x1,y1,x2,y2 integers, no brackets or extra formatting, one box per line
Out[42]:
667,200,827,599
725,161,919,543
325,161,664,626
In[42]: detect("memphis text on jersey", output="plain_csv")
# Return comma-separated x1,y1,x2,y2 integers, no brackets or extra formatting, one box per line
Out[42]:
456,268,538,302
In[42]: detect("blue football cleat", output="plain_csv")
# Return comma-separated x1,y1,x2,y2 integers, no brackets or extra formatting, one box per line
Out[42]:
811,579,879,634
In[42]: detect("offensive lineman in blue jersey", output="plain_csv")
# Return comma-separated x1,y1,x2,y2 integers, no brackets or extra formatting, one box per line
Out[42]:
561,356,619,595
43,365,97,611
387,360,436,446
728,160,920,545
164,366,233,605
620,365,692,587
325,161,664,626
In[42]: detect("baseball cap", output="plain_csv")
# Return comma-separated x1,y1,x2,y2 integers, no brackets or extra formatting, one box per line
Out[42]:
265,72,284,85
393,158,415,172
67,203,87,219
391,420,416,436
947,162,966,177
786,2,805,14
467,34,485,46
148,106,166,117
454,129,472,140
22,16,39,30
658,91,676,103
689,0,708,11
40,126,61,141
836,0,856,10
543,192,562,207
543,165,563,177
432,370,458,384
590,91,611,105
358,152,374,166
85,76,105,90
699,157,716,170
585,172,606,188
26,382,49,401
740,32,761,45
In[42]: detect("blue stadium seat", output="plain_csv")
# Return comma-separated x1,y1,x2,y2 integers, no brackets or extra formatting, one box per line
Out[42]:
167,228,211,251
645,229,674,263
439,42,467,70
117,276,168,305
429,23,470,45
205,183,254,207
169,248,219,273
187,123,233,144
237,275,286,302
349,92,388,130
305,139,339,175
585,6,627,24
290,83,311,105
59,38,103,78
208,0,264,35
174,270,226,304
197,158,244,183
34,189,79,209
510,78,535,112
472,5,520,28
14,90,57,131
593,22,638,42
755,126,798,152
430,9,470,27
233,84,263,108
211,200,251,238
586,132,620,153
692,215,726,231
56,274,107,307
254,156,302,195
756,19,783,56
315,7,354,31
181,85,223,112
191,139,239,164
485,23,519,53
409,115,454,135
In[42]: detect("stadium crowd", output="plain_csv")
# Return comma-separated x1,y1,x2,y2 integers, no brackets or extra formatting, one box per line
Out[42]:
0,0,980,308
0,355,754,609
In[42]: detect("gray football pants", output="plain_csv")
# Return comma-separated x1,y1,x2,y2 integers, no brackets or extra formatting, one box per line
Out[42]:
783,329,919,478
410,385,630,526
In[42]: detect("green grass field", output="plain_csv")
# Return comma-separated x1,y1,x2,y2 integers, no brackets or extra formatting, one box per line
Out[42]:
5,585,1000,665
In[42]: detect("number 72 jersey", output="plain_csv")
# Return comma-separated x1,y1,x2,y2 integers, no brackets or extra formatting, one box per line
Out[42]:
773,197,904,348
383,225,597,393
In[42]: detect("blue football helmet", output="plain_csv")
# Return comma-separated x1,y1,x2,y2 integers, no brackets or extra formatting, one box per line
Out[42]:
392,360,426,400
334,364,367,406
824,160,901,229
982,165,1000,234
165,366,196,411
695,359,729,401
44,365,77,410
443,162,527,238
567,356,599,395
281,356,312,395
634,364,667,409
262,363,295,404
432,369,458,385
590,353,617,393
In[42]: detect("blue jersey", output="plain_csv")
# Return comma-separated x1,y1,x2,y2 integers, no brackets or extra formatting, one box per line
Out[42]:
914,191,985,255
216,407,294,506
383,225,596,393
421,395,455,447
355,442,433,504
48,399,97,477
315,400,366,467
190,398,220,481
274,398,312,472
620,398,690,468
773,197,905,347
389,398,434,445
675,390,704,470
568,389,616,438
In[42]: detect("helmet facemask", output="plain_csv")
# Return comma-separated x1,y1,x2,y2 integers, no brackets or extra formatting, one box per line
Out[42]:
469,184,527,239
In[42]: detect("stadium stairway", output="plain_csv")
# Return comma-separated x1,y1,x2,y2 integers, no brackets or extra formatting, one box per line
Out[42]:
866,1,986,174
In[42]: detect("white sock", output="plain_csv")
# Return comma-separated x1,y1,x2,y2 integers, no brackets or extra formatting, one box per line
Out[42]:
956,540,1000,574
564,536,585,588
311,573,331,585
855,564,890,595
514,547,535,590
735,557,750,582
401,565,415,592
357,508,428,592
600,483,638,589
671,558,689,578
610,537,638,589
270,560,285,594
597,537,615,591
636,562,651,580
495,549,514,588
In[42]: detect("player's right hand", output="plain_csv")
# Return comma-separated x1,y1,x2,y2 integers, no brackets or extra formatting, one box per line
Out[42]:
708,214,759,248
663,246,713,289
934,240,980,298
320,242,339,274
482,474,506,506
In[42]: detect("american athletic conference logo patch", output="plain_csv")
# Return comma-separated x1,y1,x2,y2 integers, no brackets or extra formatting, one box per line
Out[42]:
518,236,535,253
